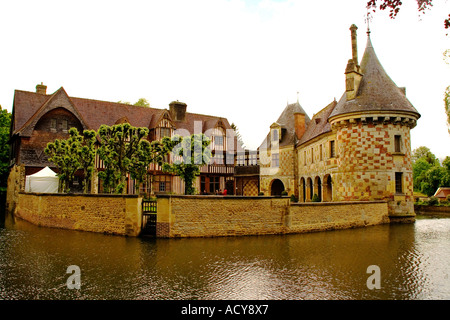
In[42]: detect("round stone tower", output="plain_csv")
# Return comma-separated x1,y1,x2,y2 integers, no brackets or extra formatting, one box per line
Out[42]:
328,25,421,222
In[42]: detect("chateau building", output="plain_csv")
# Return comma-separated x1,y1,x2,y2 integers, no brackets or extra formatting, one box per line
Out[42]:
9,86,237,195
257,25,420,220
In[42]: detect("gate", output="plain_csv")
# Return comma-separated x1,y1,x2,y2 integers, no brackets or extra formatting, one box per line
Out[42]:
141,199,157,237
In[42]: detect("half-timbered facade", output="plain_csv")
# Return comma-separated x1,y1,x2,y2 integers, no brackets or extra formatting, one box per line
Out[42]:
9,86,237,195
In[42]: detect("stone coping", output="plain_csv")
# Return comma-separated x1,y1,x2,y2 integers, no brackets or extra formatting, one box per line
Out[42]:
155,194,387,205
19,192,139,198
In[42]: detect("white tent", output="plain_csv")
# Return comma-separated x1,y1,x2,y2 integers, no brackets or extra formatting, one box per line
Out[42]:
25,166,59,193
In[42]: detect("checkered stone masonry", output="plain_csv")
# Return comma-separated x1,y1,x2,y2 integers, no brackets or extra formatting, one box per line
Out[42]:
333,121,414,216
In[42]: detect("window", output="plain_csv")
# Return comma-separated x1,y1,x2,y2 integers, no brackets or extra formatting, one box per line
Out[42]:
215,135,224,146
249,152,257,166
395,172,403,194
320,144,323,161
61,119,68,132
154,175,171,193
330,140,336,158
304,151,307,166
272,153,279,167
50,119,57,132
213,152,224,165
272,129,278,141
394,135,402,153
311,148,314,163
210,176,220,193
160,127,171,138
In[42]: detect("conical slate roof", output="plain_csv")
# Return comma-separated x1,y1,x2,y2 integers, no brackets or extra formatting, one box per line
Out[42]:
329,34,420,120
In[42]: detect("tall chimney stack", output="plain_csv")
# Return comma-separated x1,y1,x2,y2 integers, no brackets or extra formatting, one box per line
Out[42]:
345,24,363,100
294,112,306,140
36,82,47,95
350,24,359,67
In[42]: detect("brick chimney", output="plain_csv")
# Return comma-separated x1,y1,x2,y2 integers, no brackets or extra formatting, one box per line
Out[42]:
345,25,363,101
294,112,306,140
169,100,187,122
36,82,47,95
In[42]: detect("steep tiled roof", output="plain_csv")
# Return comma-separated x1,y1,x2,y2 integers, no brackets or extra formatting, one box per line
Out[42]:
329,35,420,120
12,88,233,137
297,100,337,146
258,101,311,150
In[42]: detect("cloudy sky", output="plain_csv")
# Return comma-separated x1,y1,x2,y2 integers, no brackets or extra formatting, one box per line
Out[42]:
1,0,449,159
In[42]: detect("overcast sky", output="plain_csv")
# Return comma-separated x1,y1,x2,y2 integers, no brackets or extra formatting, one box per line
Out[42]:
1,0,449,159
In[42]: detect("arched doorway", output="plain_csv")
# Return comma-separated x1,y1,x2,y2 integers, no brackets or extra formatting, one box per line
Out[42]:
270,179,285,196
300,177,306,202
323,174,332,202
306,177,313,201
314,176,322,202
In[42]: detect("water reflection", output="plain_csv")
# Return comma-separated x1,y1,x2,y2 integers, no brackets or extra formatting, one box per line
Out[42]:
1,211,450,300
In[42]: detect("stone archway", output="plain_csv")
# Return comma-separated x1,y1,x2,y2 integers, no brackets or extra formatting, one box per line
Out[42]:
306,177,313,201
314,176,322,202
323,174,332,202
300,177,306,202
270,179,285,196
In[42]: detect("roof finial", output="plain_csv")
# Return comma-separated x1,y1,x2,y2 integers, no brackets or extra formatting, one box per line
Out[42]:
297,91,299,103
365,10,372,37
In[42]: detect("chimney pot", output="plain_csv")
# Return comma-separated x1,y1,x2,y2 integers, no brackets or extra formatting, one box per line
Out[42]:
169,101,187,122
36,82,47,95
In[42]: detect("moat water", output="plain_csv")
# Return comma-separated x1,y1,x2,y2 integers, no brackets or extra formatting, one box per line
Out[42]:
1,208,450,300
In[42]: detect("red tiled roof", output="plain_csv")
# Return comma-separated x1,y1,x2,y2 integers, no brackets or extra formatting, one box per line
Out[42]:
12,88,234,137
434,187,450,198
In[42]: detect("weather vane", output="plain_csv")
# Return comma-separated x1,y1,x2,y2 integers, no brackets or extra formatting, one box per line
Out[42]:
365,10,373,35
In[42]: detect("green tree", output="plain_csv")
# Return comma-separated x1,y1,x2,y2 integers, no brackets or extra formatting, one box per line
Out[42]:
45,136,81,193
97,123,151,194
134,98,150,108
45,128,97,193
413,157,432,191
412,146,439,165
0,106,11,194
128,136,174,194
163,133,211,195
72,128,97,193
117,98,150,107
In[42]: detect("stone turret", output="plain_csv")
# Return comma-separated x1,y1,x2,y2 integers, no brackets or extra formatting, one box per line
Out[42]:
329,26,421,222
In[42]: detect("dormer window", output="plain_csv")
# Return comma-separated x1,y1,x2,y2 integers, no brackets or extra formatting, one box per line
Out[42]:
156,117,173,140
212,127,226,151
272,129,279,141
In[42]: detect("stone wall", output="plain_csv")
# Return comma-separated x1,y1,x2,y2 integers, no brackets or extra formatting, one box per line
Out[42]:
157,195,390,238
14,193,142,236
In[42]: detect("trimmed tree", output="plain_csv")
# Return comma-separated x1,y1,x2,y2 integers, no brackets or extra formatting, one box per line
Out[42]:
163,133,211,195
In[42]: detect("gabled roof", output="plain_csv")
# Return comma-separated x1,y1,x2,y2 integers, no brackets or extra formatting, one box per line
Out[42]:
259,101,311,150
298,100,337,146
329,34,420,120
11,88,234,139
434,187,450,198
14,87,89,136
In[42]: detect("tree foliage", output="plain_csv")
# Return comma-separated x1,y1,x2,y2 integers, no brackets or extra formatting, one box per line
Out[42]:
97,123,150,194
0,106,11,193
163,133,211,195
367,0,450,31
45,130,84,193
412,146,450,196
